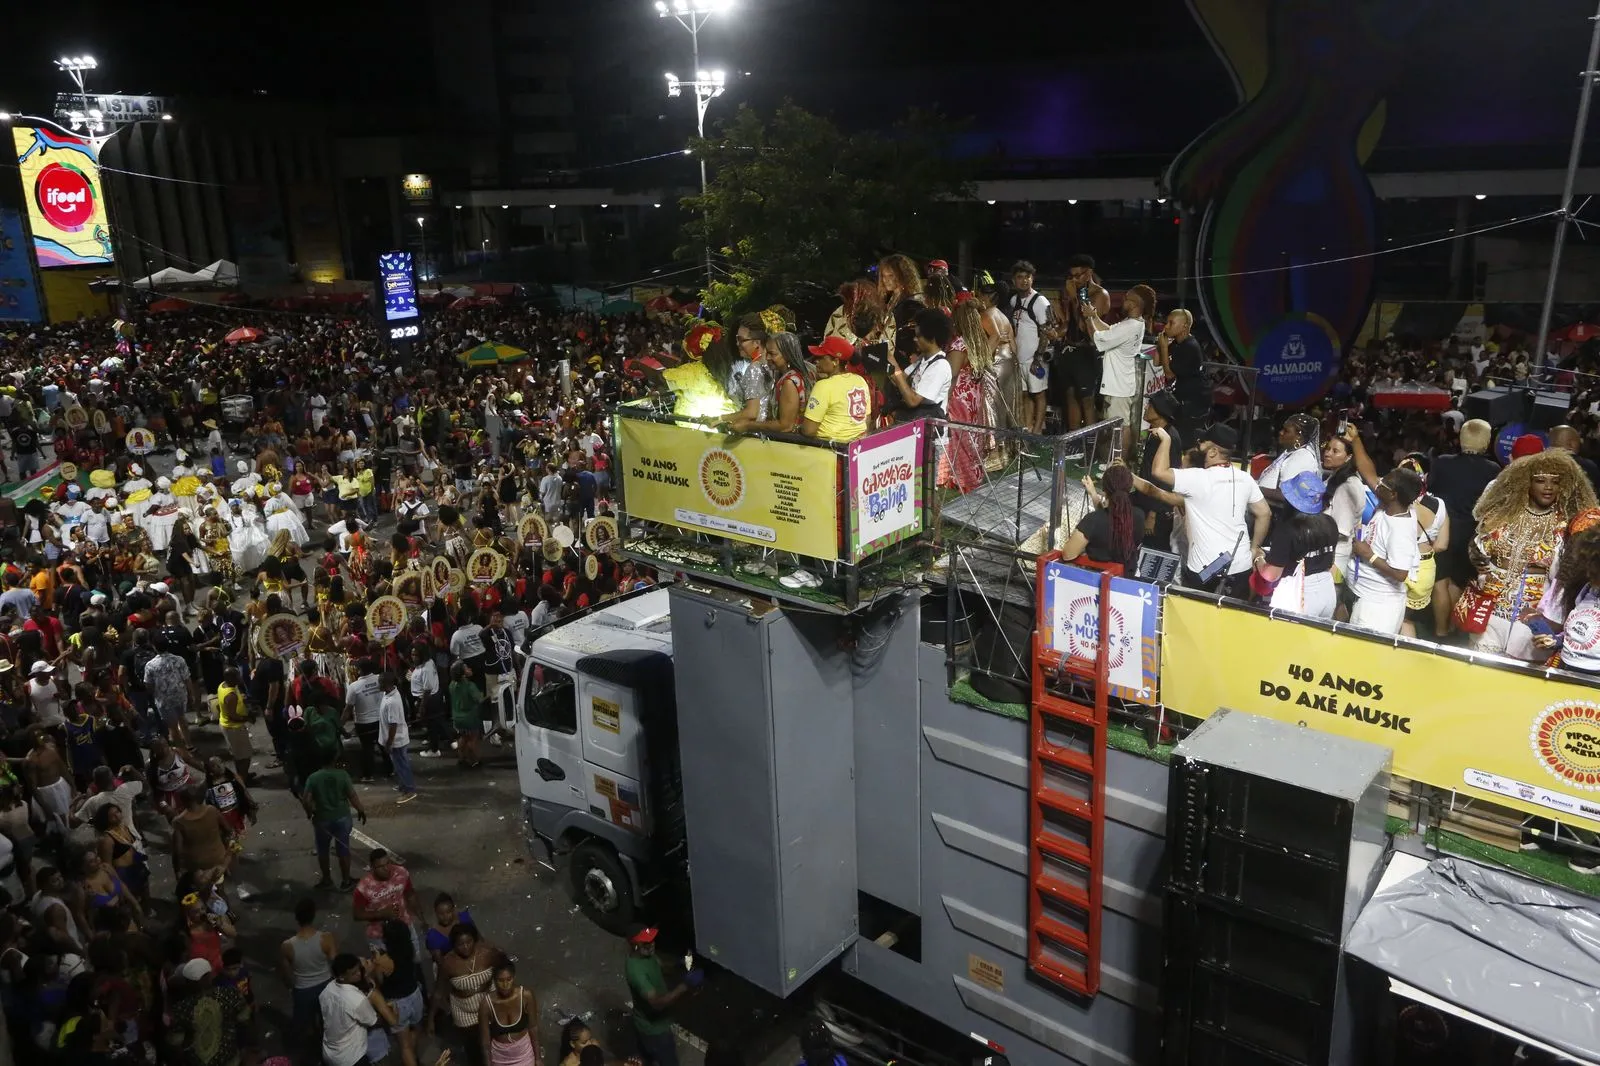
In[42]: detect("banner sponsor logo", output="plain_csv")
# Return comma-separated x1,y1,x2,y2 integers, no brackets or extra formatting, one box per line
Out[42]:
617,416,839,560
12,127,113,268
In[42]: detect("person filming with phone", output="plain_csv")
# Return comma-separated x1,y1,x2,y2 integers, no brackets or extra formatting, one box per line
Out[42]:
1056,254,1111,431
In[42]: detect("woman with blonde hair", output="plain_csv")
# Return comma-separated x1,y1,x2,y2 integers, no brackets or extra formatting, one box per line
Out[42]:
879,254,926,361
1456,449,1597,656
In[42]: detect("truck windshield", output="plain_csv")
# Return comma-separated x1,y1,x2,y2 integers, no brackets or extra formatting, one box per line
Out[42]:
524,668,577,733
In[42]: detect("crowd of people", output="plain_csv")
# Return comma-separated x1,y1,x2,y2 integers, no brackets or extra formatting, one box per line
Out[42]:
0,298,683,1066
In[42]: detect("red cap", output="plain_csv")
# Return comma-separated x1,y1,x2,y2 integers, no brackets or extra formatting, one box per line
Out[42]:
927,259,949,272
1511,434,1545,460
629,926,660,944
807,336,854,361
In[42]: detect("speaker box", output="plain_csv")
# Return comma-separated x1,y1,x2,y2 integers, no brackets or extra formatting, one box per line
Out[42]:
968,600,1033,706
1530,391,1573,430
1462,387,1522,426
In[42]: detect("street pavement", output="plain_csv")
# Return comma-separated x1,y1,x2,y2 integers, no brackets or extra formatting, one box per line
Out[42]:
146,725,674,1065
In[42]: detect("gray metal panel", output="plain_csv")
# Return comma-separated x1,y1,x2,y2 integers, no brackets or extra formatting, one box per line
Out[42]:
669,586,781,982
842,645,1169,1066
1174,707,1392,801
770,606,859,994
851,593,923,914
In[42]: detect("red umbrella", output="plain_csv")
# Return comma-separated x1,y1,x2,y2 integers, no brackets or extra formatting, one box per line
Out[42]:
225,326,264,344
148,298,187,313
1564,323,1600,343
645,295,678,313
449,297,475,310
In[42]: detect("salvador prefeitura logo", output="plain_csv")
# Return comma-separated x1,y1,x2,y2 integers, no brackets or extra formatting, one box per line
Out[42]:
33,161,95,232
1531,701,1600,791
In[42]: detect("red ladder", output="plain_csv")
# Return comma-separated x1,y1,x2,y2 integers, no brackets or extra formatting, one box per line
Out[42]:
1026,552,1115,998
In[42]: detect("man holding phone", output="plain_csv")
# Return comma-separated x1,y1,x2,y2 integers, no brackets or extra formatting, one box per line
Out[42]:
1056,254,1111,432
1008,261,1053,435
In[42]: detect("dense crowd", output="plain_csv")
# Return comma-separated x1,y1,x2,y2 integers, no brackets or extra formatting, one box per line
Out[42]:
0,299,681,1066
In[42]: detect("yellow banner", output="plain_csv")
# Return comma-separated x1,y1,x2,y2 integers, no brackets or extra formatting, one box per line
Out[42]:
618,417,840,560
1161,594,1600,832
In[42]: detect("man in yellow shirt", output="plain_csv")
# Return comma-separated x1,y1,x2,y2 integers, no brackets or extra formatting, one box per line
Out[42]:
801,337,871,443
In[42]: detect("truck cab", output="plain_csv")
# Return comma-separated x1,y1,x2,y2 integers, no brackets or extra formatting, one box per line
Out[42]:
515,588,684,931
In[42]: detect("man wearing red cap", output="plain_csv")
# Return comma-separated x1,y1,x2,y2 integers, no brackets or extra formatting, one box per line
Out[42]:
801,337,871,443
625,925,702,1066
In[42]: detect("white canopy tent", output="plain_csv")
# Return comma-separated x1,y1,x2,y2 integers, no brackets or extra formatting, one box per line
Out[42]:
193,260,240,286
130,266,199,289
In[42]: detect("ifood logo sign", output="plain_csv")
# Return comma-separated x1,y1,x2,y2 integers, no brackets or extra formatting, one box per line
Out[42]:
33,162,95,232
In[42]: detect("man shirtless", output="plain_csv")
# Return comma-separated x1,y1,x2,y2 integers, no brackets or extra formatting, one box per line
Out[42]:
25,732,75,840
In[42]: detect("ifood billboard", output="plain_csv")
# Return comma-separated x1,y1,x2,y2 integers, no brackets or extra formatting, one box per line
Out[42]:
12,127,114,268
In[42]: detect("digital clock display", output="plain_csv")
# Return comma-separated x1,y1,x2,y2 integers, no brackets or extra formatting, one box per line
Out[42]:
389,322,421,340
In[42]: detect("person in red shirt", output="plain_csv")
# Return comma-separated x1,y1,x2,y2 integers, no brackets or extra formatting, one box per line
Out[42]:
351,848,420,953
24,605,63,660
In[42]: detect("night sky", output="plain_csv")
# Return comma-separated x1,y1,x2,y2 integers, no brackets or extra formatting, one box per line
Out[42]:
3,0,1599,161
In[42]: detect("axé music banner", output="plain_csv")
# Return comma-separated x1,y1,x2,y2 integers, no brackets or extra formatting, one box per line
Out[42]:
617,418,840,561
1161,594,1600,832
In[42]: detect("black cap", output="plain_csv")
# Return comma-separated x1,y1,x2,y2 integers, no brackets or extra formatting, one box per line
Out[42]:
1197,423,1239,452
1147,389,1181,423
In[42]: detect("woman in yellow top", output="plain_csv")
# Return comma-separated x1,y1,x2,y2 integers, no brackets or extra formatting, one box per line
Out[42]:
215,666,254,779
266,530,307,612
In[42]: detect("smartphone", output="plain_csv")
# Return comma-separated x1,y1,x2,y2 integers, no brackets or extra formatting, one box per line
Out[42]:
1078,286,1092,306
1337,419,1350,436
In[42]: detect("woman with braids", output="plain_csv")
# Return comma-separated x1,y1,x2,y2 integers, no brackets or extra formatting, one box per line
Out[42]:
1458,450,1597,657
1061,464,1144,574
1258,412,1322,514
939,300,997,493
924,270,958,313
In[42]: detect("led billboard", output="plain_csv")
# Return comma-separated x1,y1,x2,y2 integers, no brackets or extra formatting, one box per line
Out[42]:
11,127,114,268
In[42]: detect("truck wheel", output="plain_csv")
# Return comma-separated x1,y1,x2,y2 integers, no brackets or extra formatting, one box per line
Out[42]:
570,841,636,932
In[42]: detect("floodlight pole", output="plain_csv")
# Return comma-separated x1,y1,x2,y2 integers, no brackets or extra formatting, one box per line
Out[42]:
1534,1,1600,371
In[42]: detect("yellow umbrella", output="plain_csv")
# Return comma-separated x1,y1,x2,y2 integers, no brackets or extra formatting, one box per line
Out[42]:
457,342,525,368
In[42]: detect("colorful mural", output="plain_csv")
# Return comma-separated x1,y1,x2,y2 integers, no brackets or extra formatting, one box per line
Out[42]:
1167,0,1432,402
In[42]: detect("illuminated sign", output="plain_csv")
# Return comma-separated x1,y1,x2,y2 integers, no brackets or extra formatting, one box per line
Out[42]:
401,173,434,203
53,93,171,129
378,250,418,322
12,127,114,268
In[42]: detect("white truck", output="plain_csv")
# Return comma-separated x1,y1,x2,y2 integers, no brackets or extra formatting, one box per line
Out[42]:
516,580,1178,1066
516,587,683,932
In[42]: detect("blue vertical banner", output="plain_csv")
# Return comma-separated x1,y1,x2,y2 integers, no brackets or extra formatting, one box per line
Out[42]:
0,210,44,323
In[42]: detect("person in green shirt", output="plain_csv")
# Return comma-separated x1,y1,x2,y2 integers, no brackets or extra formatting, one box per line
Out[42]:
624,926,701,1066
449,662,484,770
300,757,366,891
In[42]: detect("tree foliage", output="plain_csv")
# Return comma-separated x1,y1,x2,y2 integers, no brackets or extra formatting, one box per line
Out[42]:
678,103,974,319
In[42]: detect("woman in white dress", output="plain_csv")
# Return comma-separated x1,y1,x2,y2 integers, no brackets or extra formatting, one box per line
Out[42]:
121,462,154,525
141,476,183,552
263,484,310,547
227,497,270,572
